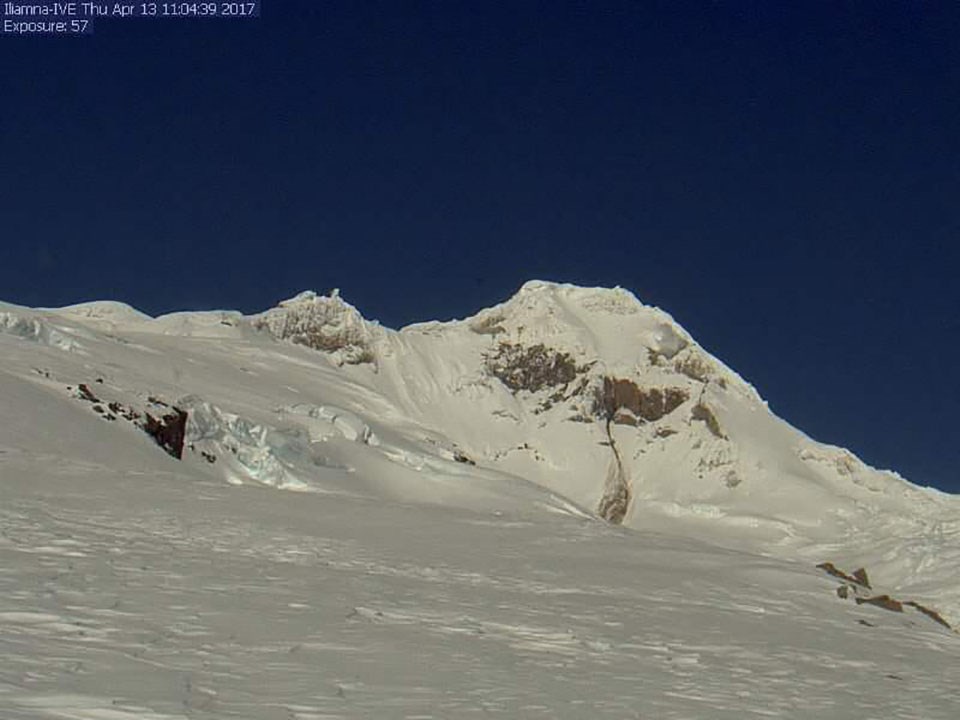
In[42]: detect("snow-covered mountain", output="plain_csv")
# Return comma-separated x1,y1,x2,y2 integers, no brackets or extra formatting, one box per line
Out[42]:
2,281,958,718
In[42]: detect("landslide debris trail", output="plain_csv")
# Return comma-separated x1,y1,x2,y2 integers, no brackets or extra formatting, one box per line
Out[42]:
597,415,631,524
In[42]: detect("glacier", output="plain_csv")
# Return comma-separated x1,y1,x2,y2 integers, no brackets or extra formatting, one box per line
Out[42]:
0,282,957,718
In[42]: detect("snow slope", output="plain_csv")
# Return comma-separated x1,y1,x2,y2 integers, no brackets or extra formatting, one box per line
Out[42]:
1,283,958,718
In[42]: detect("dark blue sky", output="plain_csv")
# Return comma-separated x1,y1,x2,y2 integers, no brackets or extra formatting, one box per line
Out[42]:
2,2,959,493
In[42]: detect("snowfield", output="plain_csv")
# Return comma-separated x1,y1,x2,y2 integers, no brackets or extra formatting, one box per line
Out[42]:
1,282,958,718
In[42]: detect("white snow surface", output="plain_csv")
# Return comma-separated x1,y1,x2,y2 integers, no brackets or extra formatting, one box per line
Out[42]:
1,282,958,718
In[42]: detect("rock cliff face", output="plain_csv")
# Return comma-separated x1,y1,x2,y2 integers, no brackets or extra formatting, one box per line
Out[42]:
69,380,188,460
484,342,583,394
594,378,688,426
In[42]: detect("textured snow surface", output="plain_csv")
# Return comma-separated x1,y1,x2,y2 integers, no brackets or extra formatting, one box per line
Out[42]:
2,462,958,719
2,282,958,718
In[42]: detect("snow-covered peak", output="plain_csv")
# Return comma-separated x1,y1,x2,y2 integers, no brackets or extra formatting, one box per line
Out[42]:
3,280,959,625
48,300,154,325
3,280,958,717
251,289,382,366
473,279,652,328
514,278,641,301
277,288,341,306
445,281,754,402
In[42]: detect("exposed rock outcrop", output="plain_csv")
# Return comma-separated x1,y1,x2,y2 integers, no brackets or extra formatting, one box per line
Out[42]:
468,311,507,335
71,380,188,460
691,402,725,439
143,408,188,460
904,601,953,630
855,595,904,613
817,562,872,589
485,342,581,393
252,290,378,366
672,349,714,382
817,562,953,631
593,378,688,424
